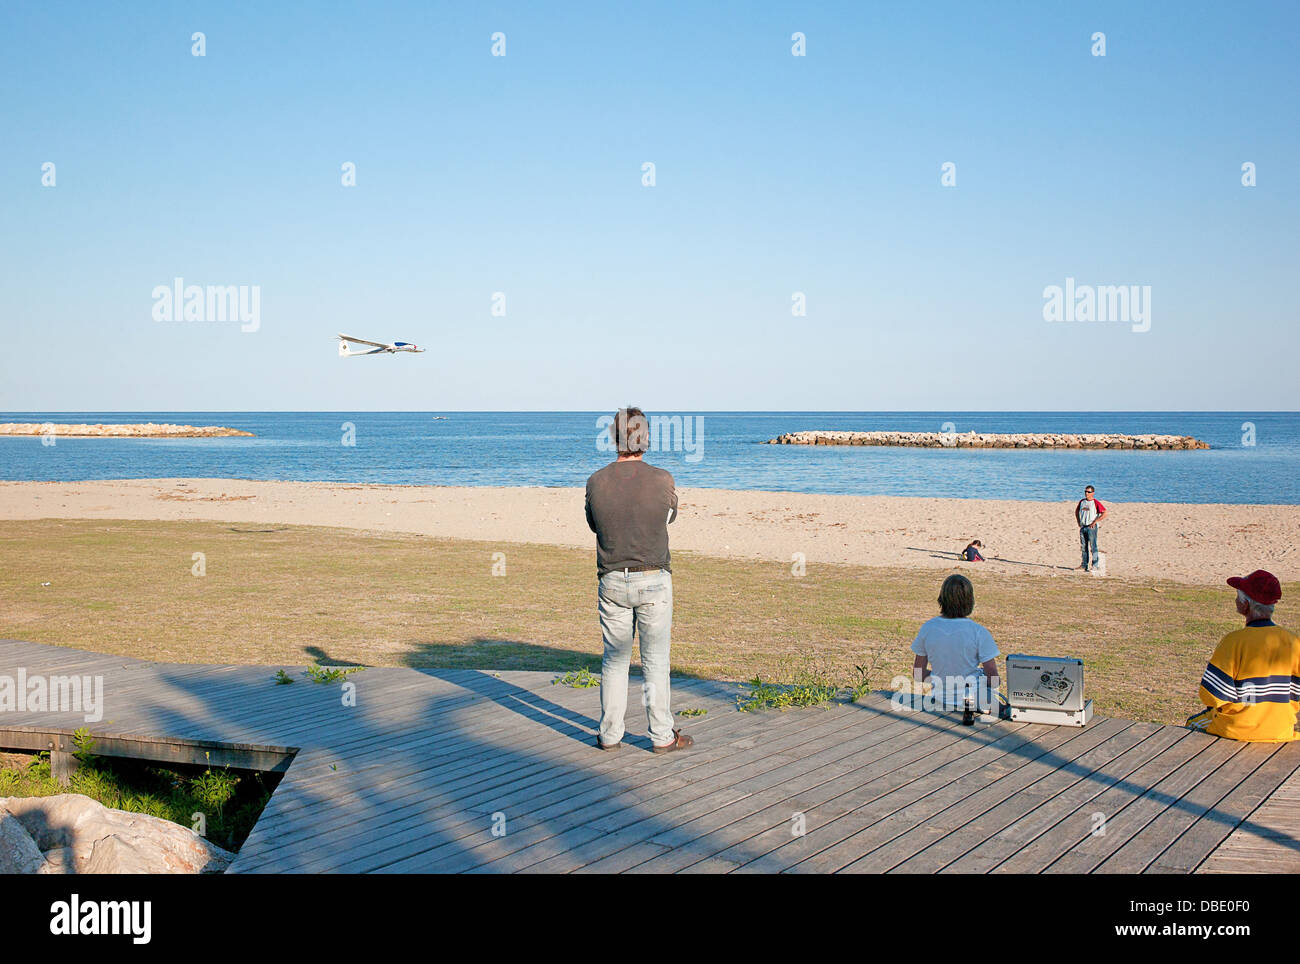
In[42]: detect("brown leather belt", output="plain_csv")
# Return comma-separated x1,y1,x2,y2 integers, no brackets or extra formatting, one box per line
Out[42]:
620,565,663,573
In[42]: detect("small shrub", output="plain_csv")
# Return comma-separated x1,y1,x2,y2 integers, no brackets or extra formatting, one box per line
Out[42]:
846,644,890,703
737,656,841,712
71,727,97,764
552,668,601,688
303,664,364,684
191,767,240,818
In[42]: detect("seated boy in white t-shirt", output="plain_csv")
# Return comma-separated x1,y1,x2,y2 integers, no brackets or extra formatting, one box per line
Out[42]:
911,573,1001,712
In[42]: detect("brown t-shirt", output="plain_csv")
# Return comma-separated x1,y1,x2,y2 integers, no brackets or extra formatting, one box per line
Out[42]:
585,459,678,576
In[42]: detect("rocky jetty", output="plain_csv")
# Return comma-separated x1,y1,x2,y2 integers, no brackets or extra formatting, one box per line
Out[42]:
0,422,253,438
764,430,1209,450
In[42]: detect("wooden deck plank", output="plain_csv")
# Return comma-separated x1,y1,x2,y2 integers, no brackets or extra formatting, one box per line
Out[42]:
268,728,788,872
371,705,870,871
238,694,824,871
236,686,751,857
959,723,1189,873
994,728,1206,873
1158,742,1300,873
1095,740,1268,874
620,715,1030,874
768,718,1085,874
7,638,1300,875
169,670,514,742
343,701,884,873
935,722,1173,873
240,722,727,871
1199,754,1300,874
832,718,1133,873
522,706,958,874
1043,735,1241,874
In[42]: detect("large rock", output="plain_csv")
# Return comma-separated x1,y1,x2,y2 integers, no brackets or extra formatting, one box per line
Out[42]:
0,804,45,874
37,846,76,874
0,794,234,874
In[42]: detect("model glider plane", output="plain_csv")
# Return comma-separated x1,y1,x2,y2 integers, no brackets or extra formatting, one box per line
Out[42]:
337,334,425,356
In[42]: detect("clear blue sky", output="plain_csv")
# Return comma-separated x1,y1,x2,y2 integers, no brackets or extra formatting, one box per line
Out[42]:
2,0,1296,411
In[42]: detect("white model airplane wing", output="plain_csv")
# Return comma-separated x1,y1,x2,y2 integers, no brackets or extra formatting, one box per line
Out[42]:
337,334,390,349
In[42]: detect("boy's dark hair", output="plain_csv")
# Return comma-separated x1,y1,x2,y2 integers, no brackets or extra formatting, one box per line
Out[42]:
610,406,649,457
938,573,975,618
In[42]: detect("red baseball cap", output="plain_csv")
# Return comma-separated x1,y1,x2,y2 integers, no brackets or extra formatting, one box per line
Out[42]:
1227,570,1282,606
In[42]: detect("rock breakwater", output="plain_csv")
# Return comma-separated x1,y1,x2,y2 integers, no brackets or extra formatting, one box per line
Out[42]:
765,430,1209,450
0,423,253,438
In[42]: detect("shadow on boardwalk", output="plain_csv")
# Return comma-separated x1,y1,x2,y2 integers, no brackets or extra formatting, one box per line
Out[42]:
1,638,1298,873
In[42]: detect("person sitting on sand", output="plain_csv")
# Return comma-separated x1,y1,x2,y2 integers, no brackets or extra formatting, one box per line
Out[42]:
961,540,985,562
584,406,693,754
911,573,1001,712
1187,570,1300,743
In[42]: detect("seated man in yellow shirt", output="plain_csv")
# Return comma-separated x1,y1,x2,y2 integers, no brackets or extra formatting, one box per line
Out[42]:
1188,570,1300,743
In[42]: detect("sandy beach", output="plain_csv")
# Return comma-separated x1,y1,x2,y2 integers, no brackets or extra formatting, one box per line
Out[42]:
3,478,1298,586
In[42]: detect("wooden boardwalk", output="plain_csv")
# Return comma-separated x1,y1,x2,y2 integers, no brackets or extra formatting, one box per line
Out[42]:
2,638,1299,873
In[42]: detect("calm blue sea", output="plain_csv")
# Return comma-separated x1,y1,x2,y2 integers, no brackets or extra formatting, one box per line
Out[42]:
0,412,1295,504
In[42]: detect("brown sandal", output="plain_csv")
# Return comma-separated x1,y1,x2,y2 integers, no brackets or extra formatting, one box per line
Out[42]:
652,729,694,754
595,736,622,751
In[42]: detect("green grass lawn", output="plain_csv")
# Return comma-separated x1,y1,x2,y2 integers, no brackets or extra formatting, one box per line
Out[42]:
0,518,1263,725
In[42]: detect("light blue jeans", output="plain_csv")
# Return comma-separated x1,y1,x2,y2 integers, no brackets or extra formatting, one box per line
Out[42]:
1080,524,1099,568
597,568,674,747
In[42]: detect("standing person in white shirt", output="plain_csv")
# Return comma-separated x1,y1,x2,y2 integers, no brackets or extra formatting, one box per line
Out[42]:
1074,485,1107,573
911,574,1001,713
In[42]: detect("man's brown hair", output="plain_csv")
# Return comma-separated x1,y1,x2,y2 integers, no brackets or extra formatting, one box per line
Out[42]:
938,573,975,619
610,406,649,457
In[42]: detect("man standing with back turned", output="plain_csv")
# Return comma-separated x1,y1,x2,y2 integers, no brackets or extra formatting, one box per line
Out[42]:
585,407,694,753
